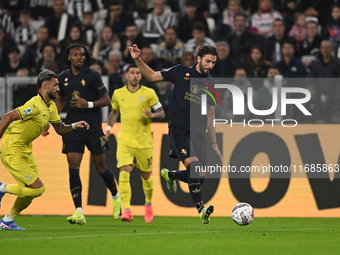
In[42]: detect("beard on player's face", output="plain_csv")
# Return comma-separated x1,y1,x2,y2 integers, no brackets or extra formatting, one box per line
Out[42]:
47,90,57,100
199,61,211,75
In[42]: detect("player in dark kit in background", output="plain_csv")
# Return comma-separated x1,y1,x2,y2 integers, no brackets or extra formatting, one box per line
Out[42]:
55,44,121,224
129,44,223,225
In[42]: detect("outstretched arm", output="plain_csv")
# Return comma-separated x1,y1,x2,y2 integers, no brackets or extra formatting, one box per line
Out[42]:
128,44,164,82
0,110,20,139
207,105,223,163
51,121,89,136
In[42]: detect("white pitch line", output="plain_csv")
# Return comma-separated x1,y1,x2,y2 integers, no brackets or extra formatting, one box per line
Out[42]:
0,228,325,242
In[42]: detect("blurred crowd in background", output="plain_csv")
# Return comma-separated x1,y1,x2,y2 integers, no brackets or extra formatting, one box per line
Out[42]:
2,0,340,123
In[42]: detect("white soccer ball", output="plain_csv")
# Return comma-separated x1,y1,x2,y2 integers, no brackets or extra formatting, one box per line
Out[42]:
231,203,255,226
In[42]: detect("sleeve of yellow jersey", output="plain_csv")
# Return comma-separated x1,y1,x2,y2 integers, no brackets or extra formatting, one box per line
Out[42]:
16,100,40,121
149,89,161,111
111,91,119,111
49,103,61,124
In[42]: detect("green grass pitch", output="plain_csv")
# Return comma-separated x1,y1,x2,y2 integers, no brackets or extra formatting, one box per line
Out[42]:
0,216,339,255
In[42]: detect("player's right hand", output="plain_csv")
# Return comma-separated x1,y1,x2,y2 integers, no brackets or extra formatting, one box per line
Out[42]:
128,44,141,60
75,121,90,130
41,123,51,137
105,131,110,141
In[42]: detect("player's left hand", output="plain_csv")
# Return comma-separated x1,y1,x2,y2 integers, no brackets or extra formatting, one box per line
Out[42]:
73,96,89,108
212,143,223,163
144,109,154,118
75,121,90,130
41,123,51,137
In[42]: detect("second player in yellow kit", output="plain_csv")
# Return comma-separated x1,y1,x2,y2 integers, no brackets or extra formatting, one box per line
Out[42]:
105,64,165,223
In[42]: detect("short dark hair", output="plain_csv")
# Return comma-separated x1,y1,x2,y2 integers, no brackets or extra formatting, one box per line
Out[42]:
234,11,247,21
37,70,58,89
165,26,177,34
126,22,137,29
192,22,206,32
109,0,123,7
60,43,93,66
195,45,218,62
282,40,294,48
126,63,139,72
20,9,30,16
185,0,197,7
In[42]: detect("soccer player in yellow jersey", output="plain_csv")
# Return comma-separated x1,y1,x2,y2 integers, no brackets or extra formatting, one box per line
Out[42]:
0,70,89,230
105,64,165,223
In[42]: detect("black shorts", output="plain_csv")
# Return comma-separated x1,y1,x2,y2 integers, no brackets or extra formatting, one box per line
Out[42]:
168,127,206,166
62,130,109,156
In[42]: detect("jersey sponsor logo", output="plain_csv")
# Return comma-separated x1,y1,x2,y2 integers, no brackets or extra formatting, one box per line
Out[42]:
181,149,187,155
139,96,144,102
191,85,200,94
81,79,86,86
72,90,80,98
71,91,80,107
23,107,32,115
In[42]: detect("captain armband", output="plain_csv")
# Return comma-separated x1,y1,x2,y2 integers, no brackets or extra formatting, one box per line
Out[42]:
152,101,162,111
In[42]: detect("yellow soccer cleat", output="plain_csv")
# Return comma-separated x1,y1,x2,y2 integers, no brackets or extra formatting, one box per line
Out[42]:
67,211,86,225
199,205,214,225
113,196,122,220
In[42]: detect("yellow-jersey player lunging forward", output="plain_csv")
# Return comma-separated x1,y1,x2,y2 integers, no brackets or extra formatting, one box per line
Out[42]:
105,64,165,223
0,70,89,230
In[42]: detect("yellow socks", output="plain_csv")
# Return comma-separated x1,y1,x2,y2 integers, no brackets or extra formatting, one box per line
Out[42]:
8,197,33,218
142,175,154,205
119,171,131,210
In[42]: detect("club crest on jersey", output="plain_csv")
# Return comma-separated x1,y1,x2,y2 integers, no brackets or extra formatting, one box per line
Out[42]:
184,72,190,80
81,79,86,86
25,173,32,181
23,107,32,115
139,96,144,102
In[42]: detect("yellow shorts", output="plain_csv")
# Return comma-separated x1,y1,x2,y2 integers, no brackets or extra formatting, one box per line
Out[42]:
117,143,153,172
0,149,39,186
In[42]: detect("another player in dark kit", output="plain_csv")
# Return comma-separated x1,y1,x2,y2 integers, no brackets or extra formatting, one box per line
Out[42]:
129,44,222,224
56,44,121,224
